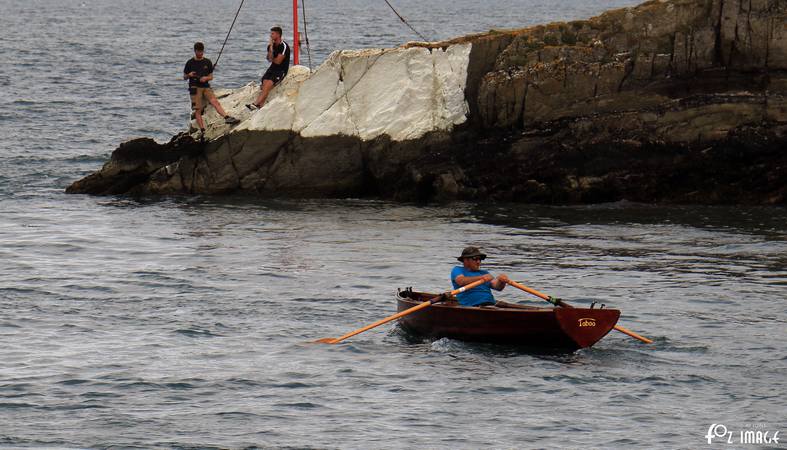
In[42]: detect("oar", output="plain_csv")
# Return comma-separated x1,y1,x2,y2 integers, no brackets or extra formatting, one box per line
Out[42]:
315,278,488,344
506,280,653,344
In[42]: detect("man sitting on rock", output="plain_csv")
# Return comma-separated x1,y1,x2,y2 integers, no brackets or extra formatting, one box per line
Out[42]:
183,42,239,139
451,246,510,307
246,26,290,111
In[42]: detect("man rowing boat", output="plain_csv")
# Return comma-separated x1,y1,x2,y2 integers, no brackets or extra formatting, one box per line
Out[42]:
450,246,510,307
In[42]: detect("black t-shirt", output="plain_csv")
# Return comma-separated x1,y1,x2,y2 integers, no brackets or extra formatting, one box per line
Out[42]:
184,57,213,88
268,41,290,73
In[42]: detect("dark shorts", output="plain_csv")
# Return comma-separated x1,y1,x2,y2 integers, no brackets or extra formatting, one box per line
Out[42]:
474,301,496,307
261,67,287,84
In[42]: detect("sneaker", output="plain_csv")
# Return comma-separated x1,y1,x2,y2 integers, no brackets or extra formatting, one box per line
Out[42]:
245,103,259,111
224,116,240,125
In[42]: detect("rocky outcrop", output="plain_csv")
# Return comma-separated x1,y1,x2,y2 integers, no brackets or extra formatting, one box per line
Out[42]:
68,0,787,204
476,0,786,133
65,134,203,195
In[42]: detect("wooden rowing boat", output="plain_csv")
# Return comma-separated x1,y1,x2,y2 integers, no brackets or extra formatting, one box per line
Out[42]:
396,289,621,350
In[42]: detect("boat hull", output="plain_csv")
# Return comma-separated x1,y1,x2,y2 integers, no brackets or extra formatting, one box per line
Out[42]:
397,292,620,350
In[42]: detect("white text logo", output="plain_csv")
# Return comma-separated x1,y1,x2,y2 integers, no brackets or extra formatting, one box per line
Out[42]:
706,423,780,445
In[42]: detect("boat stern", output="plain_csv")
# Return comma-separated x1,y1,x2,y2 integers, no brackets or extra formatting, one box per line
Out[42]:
554,307,621,349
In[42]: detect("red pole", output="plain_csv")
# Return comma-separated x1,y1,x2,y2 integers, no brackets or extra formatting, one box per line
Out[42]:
293,0,299,65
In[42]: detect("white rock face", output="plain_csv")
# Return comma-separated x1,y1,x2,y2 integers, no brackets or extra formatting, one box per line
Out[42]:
197,43,472,142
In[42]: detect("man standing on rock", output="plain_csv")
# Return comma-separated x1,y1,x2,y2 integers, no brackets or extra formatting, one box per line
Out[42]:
246,26,290,111
183,42,239,138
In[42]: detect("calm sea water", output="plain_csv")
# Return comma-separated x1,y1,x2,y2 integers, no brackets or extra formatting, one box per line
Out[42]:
1,0,786,448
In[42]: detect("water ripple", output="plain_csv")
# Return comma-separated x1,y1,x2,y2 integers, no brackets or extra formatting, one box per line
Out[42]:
1,0,786,447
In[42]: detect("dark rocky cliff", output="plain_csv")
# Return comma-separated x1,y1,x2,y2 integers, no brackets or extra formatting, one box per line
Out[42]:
68,0,787,204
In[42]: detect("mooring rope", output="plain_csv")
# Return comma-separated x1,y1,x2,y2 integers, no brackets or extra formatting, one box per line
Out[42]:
301,0,313,71
214,0,246,69
382,0,430,42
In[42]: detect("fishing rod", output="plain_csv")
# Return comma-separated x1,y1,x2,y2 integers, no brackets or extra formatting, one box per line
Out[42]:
383,0,430,42
214,0,246,69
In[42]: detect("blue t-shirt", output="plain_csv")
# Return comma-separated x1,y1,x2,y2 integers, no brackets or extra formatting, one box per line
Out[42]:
450,266,495,306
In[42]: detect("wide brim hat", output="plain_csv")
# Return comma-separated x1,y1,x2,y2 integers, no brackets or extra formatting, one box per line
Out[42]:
457,246,487,261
